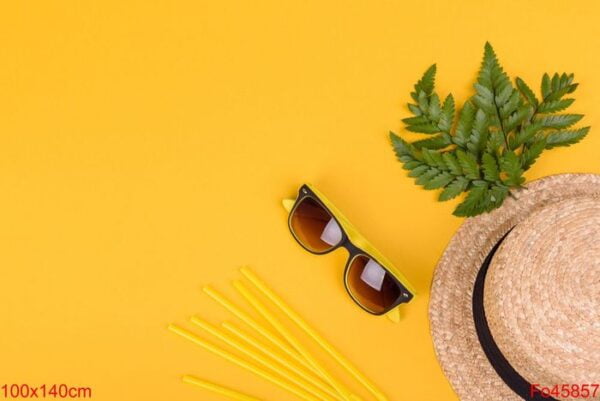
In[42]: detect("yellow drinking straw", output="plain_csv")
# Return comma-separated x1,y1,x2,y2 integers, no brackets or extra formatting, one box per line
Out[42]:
168,324,319,401
182,375,263,401
240,266,389,401
220,321,343,401
233,280,357,401
190,317,340,401
202,285,318,375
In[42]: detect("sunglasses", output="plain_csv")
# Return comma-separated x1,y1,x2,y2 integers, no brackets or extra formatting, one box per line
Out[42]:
283,184,415,316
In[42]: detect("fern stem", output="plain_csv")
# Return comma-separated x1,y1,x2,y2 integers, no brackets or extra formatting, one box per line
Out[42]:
492,95,510,150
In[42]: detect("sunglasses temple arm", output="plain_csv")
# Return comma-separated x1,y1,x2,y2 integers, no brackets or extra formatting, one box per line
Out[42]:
386,308,400,323
282,198,295,212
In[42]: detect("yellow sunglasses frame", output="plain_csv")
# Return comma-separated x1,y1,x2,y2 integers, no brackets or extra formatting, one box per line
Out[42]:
283,184,416,321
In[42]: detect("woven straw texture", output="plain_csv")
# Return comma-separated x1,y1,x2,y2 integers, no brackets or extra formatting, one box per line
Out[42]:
429,174,600,401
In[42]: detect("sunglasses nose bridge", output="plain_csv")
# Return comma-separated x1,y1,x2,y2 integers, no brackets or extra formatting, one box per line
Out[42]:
340,239,359,256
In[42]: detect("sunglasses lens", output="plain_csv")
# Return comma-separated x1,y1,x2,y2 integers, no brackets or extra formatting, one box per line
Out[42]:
346,254,402,314
290,197,342,253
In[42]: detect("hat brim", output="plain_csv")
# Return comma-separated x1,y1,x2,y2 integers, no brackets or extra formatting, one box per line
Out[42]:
429,173,600,401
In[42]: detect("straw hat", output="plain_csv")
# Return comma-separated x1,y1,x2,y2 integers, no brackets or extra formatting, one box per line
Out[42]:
430,174,600,401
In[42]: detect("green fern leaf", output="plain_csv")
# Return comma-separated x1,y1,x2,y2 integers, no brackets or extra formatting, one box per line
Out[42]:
485,131,504,155
441,152,462,175
411,64,436,101
454,101,476,146
477,42,511,94
402,116,428,125
482,153,499,181
521,138,547,169
424,171,454,190
406,124,440,134
499,90,520,118
403,160,423,170
551,73,560,91
515,77,538,107
546,85,577,102
499,151,525,186
438,94,455,132
467,109,489,156
390,43,590,218
428,93,442,122
390,132,413,156
439,176,469,201
417,91,429,112
487,185,509,211
453,181,488,217
422,148,446,168
415,167,441,186
545,73,577,101
537,98,575,114
536,114,583,129
496,84,514,107
408,164,429,177
456,149,480,179
541,73,552,99
390,132,424,176
503,105,531,133
512,121,543,149
412,133,452,150
473,83,495,113
545,127,590,149
408,103,422,116
541,72,577,102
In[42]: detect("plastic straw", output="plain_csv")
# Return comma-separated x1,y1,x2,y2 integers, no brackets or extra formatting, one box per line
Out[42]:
190,317,338,401
168,324,319,401
202,286,318,376
233,280,356,401
221,321,344,401
240,267,389,401
182,375,263,401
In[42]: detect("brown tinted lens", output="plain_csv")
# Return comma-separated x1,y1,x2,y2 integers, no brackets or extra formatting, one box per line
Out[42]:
346,254,401,314
290,197,341,252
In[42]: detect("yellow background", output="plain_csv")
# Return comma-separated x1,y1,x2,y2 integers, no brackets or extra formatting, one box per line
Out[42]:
1,1,599,400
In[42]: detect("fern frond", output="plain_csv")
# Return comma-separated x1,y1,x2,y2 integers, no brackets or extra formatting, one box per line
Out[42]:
454,101,476,147
537,98,574,114
521,138,546,169
482,153,500,181
453,181,488,217
499,151,525,186
390,43,590,218
411,64,436,101
467,109,489,156
412,133,452,150
441,152,462,175
439,177,469,201
456,149,480,180
512,121,543,149
438,94,455,132
536,114,583,129
424,171,454,190
545,127,590,149
515,77,538,107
